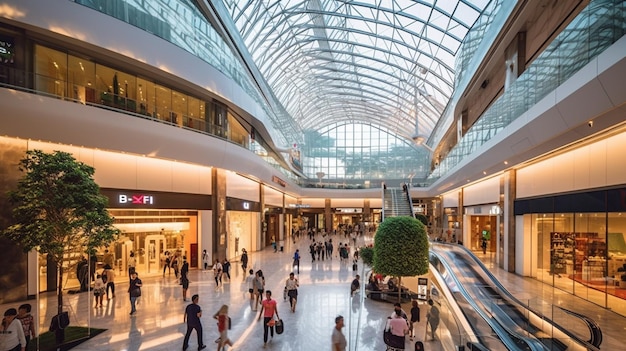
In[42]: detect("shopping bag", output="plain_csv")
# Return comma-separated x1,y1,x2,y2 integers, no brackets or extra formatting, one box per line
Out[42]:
275,319,284,334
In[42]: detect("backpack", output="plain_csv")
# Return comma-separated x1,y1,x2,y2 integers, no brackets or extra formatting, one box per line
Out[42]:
101,270,108,283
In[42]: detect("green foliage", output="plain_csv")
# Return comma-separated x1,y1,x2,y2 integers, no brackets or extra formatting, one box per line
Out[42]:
1,150,120,314
373,216,429,277
360,246,374,266
3,150,119,260
414,213,428,226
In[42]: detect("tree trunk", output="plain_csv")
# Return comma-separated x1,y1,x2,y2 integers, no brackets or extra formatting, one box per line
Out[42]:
397,276,402,303
57,263,63,315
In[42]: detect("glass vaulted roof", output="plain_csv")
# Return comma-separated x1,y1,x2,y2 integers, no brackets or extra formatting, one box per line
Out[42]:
224,0,490,144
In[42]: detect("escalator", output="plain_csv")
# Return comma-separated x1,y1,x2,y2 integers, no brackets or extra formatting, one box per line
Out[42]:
381,185,413,220
430,242,602,351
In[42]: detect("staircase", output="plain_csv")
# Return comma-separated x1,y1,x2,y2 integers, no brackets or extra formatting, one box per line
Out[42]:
382,187,413,220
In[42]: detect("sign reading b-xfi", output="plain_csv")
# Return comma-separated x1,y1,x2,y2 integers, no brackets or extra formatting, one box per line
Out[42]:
118,194,155,205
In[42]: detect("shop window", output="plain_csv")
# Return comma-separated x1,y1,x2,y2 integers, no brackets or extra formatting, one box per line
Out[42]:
34,45,67,98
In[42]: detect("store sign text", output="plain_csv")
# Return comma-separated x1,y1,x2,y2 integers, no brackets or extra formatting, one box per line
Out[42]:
118,194,154,205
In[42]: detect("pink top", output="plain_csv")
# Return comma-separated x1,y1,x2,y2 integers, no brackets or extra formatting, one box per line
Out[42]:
262,299,277,318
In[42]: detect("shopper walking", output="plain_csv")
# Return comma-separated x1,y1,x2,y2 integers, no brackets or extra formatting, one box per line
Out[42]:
128,271,142,315
409,300,420,339
213,305,232,351
257,290,280,347
93,273,105,307
163,251,172,276
222,259,231,281
285,272,299,313
201,250,209,271
213,259,223,287
128,251,136,277
387,310,409,349
1,308,26,351
183,294,206,351
254,270,265,307
426,299,440,341
103,264,116,299
246,269,257,310
332,315,346,351
241,248,249,273
293,249,300,274
16,304,35,349
181,257,190,301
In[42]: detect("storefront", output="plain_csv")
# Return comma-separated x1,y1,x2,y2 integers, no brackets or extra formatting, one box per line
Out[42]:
516,188,626,312
227,198,260,260
464,205,501,255
38,189,211,292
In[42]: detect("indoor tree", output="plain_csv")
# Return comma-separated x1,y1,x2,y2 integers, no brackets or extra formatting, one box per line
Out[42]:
373,216,429,302
1,150,119,339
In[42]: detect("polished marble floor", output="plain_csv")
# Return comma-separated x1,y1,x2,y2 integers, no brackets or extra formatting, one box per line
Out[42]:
2,235,625,351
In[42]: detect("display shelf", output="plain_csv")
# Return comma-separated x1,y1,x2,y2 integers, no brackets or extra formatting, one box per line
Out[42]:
550,232,567,275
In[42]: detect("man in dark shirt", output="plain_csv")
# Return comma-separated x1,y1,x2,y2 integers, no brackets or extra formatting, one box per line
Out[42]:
183,294,206,350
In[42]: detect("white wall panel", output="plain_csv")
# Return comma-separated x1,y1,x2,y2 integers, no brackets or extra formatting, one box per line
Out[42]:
607,135,626,185
302,198,326,208
226,172,260,202
285,195,297,207
588,140,607,188
26,140,214,194
92,150,139,189
331,199,364,208
463,176,500,206
369,198,382,208
442,192,458,208
172,162,212,195
554,150,575,192
518,131,626,198
137,156,173,190
572,146,590,190
263,185,283,207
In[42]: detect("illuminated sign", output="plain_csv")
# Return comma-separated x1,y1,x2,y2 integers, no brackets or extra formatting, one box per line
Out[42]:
288,204,311,208
335,208,362,213
272,175,287,187
118,194,154,205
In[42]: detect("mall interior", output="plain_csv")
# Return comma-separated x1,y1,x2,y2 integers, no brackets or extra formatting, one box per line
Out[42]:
1,1,626,350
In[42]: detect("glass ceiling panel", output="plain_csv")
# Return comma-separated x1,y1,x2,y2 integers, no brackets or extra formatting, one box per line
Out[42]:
224,0,489,146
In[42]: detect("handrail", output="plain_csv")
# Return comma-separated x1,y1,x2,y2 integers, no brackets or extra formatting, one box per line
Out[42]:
438,243,602,351
556,306,603,348
430,248,545,351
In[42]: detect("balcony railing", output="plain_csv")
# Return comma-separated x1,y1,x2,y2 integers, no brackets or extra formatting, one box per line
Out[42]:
429,0,626,181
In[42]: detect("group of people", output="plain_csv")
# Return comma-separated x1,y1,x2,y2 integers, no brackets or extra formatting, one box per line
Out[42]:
382,299,440,350
0,304,35,351
212,258,232,287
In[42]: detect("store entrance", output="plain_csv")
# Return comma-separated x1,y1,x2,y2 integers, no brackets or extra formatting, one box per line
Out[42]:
468,215,498,256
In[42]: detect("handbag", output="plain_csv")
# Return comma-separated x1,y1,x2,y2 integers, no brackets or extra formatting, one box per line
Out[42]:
275,319,284,334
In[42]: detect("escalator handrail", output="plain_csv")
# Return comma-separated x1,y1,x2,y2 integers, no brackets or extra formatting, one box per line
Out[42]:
430,249,545,351
555,306,603,348
437,242,602,351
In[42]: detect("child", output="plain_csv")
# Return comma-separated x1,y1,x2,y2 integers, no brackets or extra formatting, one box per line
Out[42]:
94,274,105,307
17,303,35,348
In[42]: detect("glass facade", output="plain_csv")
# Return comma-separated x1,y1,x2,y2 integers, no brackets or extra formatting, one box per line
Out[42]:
529,212,626,307
430,0,626,181
31,44,250,147
300,123,430,184
73,0,294,147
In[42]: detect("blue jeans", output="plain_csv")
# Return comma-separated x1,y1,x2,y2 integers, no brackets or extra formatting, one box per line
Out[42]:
130,296,138,313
